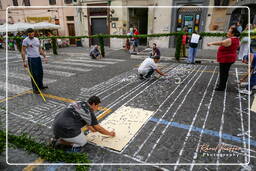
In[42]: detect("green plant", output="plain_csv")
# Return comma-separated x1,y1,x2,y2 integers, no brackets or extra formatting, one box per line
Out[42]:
51,37,58,55
0,130,90,170
99,36,105,57
175,32,183,61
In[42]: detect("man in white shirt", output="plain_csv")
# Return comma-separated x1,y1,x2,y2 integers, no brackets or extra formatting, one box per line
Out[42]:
21,28,48,94
138,56,166,79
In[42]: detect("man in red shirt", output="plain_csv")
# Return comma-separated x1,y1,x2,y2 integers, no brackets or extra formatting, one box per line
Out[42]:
132,27,139,54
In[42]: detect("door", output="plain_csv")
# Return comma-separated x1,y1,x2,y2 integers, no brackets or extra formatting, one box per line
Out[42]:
91,18,109,46
67,23,75,45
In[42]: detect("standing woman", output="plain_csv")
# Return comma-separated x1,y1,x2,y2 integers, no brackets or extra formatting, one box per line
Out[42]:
207,26,240,91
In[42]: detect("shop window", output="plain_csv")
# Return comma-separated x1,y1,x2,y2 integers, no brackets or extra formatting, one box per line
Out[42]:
66,16,74,21
49,0,56,5
13,0,18,6
176,7,202,33
23,0,30,6
64,0,72,4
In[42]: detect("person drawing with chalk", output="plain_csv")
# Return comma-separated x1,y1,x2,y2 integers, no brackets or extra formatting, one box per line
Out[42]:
138,56,167,79
51,96,115,152
21,28,48,94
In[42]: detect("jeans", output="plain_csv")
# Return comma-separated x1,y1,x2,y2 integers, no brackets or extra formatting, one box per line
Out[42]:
187,47,197,63
247,74,256,91
218,62,233,89
28,57,44,91
144,69,154,78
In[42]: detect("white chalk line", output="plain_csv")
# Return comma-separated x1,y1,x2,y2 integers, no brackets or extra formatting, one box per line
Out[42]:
216,80,228,170
100,64,178,113
235,68,248,163
96,81,126,97
51,61,106,68
121,65,200,153
132,65,205,159
143,66,207,162
64,58,117,65
173,67,217,170
9,112,51,129
79,69,138,97
189,71,219,170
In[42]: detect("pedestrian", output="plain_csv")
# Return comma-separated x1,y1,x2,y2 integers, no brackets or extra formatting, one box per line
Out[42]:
207,26,240,91
138,56,166,79
89,45,101,59
187,31,201,64
21,28,48,94
150,43,160,58
239,51,256,95
236,21,243,33
132,27,139,54
181,27,188,57
52,96,115,151
238,24,251,60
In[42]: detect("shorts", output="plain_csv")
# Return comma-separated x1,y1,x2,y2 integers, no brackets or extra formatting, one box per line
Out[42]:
133,39,139,47
62,130,87,147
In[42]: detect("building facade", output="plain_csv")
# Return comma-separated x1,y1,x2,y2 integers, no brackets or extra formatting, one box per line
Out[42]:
0,0,76,43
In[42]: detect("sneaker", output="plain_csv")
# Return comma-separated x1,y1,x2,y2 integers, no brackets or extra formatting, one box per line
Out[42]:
40,86,48,90
33,90,40,94
240,82,248,87
239,89,252,95
138,74,144,80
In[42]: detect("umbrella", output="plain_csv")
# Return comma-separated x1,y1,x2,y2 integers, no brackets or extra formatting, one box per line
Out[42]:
0,22,34,33
33,22,60,30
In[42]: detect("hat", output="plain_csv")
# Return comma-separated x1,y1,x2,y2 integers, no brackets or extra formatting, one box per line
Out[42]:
243,55,248,62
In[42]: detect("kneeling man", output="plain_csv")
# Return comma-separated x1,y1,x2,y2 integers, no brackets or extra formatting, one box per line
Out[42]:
52,96,115,149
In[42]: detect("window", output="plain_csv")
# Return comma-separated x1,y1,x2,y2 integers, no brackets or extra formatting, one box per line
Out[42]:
13,0,18,6
23,0,30,6
66,16,74,21
49,0,56,5
0,0,2,9
64,0,72,4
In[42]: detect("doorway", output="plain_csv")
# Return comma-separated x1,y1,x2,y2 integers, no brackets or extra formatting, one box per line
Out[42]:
128,8,148,45
91,18,108,46
67,23,75,45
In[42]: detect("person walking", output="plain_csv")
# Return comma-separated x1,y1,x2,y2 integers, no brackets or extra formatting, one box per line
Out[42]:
238,24,251,60
207,26,240,91
21,28,48,94
187,31,201,64
132,27,139,54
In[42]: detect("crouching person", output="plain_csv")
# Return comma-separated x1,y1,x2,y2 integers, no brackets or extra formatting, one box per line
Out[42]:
90,45,101,59
52,96,115,151
138,56,167,79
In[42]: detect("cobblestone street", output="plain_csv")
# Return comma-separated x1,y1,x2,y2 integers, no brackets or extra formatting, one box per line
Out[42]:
0,48,255,171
